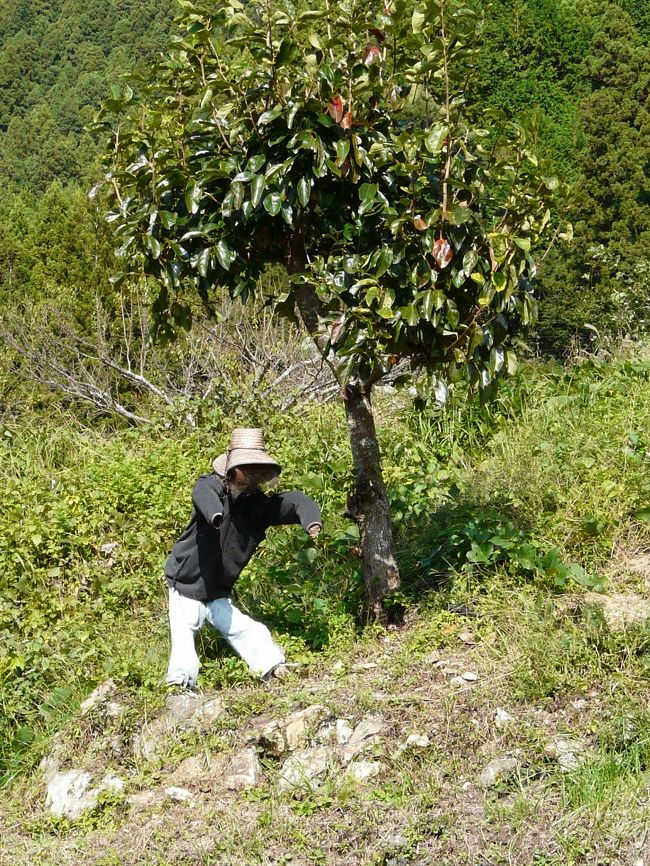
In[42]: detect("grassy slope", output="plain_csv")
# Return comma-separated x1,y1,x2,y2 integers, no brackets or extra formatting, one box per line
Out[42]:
0,356,649,865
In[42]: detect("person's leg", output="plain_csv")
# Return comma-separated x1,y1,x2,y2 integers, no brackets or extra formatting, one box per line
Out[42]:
205,597,284,678
165,587,207,687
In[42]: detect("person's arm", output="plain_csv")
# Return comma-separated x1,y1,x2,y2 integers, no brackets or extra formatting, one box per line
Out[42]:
192,475,225,528
263,491,322,534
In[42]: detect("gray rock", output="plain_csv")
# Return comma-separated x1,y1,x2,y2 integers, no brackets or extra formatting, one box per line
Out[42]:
80,679,119,716
585,592,650,632
478,756,519,788
342,714,386,764
164,786,194,802
223,748,261,790
544,736,588,772
251,705,328,756
133,693,224,761
45,770,124,819
345,760,382,782
278,747,330,792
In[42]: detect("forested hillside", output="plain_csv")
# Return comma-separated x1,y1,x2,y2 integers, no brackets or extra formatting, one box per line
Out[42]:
0,0,648,359
0,0,176,191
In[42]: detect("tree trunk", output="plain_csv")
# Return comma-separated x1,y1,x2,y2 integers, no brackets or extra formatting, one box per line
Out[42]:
343,382,401,621
291,278,401,620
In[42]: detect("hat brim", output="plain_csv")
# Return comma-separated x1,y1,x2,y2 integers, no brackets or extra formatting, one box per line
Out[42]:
226,449,281,474
212,453,227,477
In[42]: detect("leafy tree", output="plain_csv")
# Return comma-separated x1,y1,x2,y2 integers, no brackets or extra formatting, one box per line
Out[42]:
98,0,557,618
536,5,650,352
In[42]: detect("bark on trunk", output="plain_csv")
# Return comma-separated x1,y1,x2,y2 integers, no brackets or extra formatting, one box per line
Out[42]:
343,383,401,621
291,278,401,620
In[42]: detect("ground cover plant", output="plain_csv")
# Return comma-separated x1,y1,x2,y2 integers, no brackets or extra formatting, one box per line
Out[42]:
1,355,648,866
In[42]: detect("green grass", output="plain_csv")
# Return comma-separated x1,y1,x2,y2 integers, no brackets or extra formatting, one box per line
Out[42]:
1,354,650,864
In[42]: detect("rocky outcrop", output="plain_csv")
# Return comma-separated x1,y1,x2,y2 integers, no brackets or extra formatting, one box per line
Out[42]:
132,693,225,762
46,770,125,819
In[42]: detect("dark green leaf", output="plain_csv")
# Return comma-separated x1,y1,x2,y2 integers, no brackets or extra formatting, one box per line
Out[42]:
297,176,311,208
251,175,265,207
196,247,211,277
216,240,234,270
263,193,282,216
185,182,201,215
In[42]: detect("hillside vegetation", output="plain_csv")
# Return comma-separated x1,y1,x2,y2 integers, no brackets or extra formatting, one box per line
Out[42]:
1,356,649,864
0,1,649,862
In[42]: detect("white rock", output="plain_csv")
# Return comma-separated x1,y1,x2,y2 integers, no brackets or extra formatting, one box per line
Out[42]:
346,760,382,782
164,786,194,802
404,733,430,750
336,719,354,745
39,754,61,784
255,705,328,755
478,756,519,788
127,791,158,809
331,661,345,673
133,694,224,761
461,671,479,681
278,747,330,792
284,705,328,751
45,770,124,819
314,722,336,744
46,770,94,819
100,773,125,794
494,708,516,729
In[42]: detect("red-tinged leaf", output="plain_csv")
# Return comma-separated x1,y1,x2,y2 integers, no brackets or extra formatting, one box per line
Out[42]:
327,95,344,124
433,238,453,269
413,216,428,231
341,111,353,130
362,43,382,66
369,28,386,42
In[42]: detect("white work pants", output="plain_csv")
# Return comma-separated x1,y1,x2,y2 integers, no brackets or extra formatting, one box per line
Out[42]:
165,586,284,687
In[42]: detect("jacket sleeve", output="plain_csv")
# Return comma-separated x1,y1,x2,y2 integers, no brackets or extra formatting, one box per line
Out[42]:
262,491,322,532
192,475,224,528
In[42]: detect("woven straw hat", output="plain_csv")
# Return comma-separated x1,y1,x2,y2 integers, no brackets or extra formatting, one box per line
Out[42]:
212,452,228,477
213,428,281,477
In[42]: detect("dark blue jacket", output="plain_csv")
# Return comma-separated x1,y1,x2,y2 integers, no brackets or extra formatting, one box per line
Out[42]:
165,473,322,601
